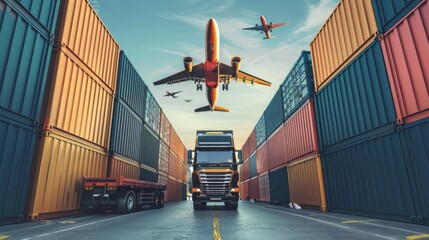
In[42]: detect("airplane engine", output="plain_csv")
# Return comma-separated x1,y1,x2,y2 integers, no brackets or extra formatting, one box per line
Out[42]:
184,57,193,73
231,56,241,76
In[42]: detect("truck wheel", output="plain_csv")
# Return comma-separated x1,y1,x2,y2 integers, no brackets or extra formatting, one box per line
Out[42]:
193,202,202,210
151,191,160,209
117,191,136,214
230,202,238,210
157,192,164,208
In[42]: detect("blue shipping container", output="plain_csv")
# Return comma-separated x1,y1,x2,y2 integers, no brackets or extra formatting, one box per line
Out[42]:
255,115,266,148
0,0,59,124
15,0,59,33
264,87,283,139
315,40,396,151
145,90,160,135
249,152,257,178
372,0,423,33
140,167,158,183
142,124,160,170
281,50,314,121
269,166,290,206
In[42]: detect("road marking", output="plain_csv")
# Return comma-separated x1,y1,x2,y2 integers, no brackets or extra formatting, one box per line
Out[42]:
407,234,429,240
0,235,10,239
309,214,320,217
213,210,221,240
58,221,76,224
342,219,379,224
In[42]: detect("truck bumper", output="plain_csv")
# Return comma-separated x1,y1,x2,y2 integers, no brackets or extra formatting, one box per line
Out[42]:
193,194,239,203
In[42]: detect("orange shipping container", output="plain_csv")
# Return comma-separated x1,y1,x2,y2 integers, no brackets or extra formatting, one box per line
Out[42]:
108,153,140,180
287,155,327,211
168,150,180,179
41,47,115,148
258,173,270,203
27,129,108,221
178,138,186,162
256,143,269,174
310,0,378,91
169,127,180,157
55,0,120,90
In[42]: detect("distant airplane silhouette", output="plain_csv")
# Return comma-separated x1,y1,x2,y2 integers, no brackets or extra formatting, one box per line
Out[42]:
185,99,193,103
242,15,288,39
163,91,182,98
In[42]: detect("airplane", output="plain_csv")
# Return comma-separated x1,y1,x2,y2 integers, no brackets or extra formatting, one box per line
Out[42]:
185,99,193,103
163,91,182,98
242,15,289,40
153,18,271,112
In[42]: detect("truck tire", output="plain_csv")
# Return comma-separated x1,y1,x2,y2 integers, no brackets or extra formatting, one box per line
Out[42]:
157,192,164,208
230,203,238,210
150,191,160,209
117,191,136,214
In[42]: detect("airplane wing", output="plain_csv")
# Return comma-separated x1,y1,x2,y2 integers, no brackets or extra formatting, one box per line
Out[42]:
153,63,205,85
269,22,289,29
242,25,264,31
173,91,183,94
219,63,271,86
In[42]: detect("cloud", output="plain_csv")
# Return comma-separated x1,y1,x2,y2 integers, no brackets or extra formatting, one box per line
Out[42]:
146,47,187,57
294,0,338,34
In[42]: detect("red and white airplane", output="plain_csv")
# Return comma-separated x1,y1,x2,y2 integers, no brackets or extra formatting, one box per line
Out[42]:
153,18,271,112
242,15,288,39
163,90,182,98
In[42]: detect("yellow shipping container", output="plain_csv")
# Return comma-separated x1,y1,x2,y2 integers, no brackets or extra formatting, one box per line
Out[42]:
42,46,115,148
108,153,140,180
55,0,120,90
287,155,327,211
310,0,378,91
27,129,108,221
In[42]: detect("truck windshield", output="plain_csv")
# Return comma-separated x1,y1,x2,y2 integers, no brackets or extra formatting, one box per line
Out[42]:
195,150,234,164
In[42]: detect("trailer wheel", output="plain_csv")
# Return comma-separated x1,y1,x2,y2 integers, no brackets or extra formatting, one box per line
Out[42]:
157,192,164,208
151,191,160,209
117,191,136,214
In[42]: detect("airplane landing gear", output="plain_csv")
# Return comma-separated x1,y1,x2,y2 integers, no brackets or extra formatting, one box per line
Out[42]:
196,83,202,91
222,83,229,91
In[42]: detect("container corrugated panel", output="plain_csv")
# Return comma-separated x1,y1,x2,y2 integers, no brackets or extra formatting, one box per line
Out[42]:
144,91,160,135
258,174,270,203
241,137,250,161
158,141,169,174
315,40,396,151
180,161,188,182
158,171,168,186
239,159,250,182
287,155,327,211
54,0,120,90
255,115,266,147
400,117,429,224
142,124,160,170
15,0,59,32
178,138,186,162
372,0,423,33
0,114,37,224
264,88,283,138
169,127,180,157
107,153,140,180
140,166,158,183
380,0,429,125
116,51,147,120
0,0,59,123
166,178,179,202
267,124,287,171
283,99,319,164
110,99,143,162
160,111,171,145
310,0,378,91
27,129,108,221
249,152,257,179
249,128,257,154
256,143,268,174
168,150,180,180
322,128,416,223
281,50,314,121
41,46,115,148
240,180,249,200
248,177,260,201
269,166,290,206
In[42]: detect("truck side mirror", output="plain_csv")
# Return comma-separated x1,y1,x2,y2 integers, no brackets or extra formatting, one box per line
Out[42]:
236,150,243,164
187,150,194,164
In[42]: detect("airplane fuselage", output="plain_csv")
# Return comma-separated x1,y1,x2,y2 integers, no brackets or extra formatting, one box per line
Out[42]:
204,18,220,111
260,15,270,39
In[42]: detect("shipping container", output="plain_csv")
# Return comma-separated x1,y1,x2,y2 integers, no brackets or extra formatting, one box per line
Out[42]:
107,153,140,180
267,124,287,171
116,51,147,120
255,115,266,147
15,0,59,32
54,0,120,90
249,152,257,179
27,129,108,221
158,141,169,174
322,127,416,223
110,99,143,162
240,180,249,200
283,99,319,164
372,0,423,33
380,0,429,125
142,124,160,169
241,136,250,162
140,165,158,183
166,177,182,202
0,114,37,225
170,127,180,158
145,91,160,135
240,158,250,182
264,88,283,138
248,177,260,201
281,50,314,121
269,166,290,206
249,128,257,155
41,46,115,148
310,0,378,91
287,155,327,211
256,143,268,174
315,40,396,151
400,117,429,225
0,0,59,123
160,111,171,145
168,150,180,180
258,173,270,203
177,138,186,162
158,171,168,186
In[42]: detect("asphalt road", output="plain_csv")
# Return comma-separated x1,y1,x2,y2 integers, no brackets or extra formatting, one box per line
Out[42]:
0,201,428,240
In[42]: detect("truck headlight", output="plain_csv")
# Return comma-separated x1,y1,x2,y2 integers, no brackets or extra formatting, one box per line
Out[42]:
192,188,202,193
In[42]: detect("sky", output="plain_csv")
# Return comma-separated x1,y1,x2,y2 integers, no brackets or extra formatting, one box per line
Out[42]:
89,0,339,149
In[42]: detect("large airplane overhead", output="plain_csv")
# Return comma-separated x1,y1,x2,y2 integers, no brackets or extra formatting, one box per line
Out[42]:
153,18,271,112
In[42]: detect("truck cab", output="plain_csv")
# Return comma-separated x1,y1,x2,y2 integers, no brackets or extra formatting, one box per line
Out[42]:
188,130,242,210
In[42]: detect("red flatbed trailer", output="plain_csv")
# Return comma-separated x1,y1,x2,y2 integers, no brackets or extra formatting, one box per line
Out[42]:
81,176,166,213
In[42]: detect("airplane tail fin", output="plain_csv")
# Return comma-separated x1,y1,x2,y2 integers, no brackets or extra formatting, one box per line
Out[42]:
195,105,229,112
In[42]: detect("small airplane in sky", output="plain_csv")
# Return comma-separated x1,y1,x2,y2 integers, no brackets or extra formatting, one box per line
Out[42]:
242,15,288,39
153,18,271,112
185,99,193,103
163,91,182,98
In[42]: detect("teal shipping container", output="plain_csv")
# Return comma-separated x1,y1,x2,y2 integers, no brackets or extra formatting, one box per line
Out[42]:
268,166,290,206
264,88,283,139
255,115,266,148
249,152,257,179
372,0,423,33
145,91,160,136
142,124,160,170
140,167,158,183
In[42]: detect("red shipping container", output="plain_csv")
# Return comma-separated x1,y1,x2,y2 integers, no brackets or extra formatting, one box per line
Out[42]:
248,128,257,155
240,159,250,182
241,137,250,161
256,143,269,174
240,180,249,200
258,173,270,203
249,177,260,201
380,0,429,125
267,124,287,170
283,99,319,164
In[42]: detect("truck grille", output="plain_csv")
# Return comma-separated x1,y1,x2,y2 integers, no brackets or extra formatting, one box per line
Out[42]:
200,171,232,196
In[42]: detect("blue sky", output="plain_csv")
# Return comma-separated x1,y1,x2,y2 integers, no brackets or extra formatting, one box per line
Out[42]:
89,0,339,149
